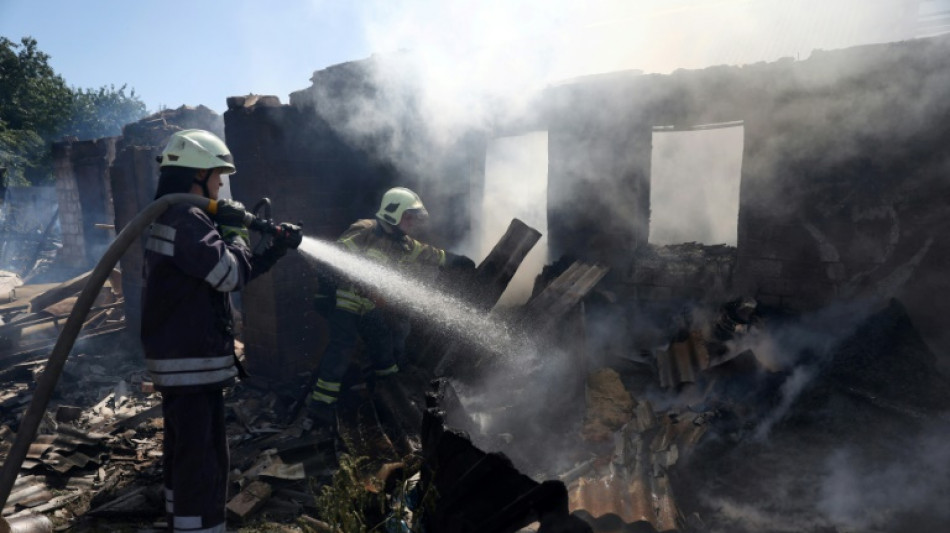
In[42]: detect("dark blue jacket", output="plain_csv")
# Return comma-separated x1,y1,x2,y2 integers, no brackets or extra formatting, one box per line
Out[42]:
140,203,256,393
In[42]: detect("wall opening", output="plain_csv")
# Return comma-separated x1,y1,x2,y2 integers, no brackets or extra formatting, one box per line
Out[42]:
476,131,549,307
648,122,744,246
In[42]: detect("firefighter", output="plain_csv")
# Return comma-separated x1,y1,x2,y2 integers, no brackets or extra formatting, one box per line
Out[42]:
141,129,299,533
306,187,474,430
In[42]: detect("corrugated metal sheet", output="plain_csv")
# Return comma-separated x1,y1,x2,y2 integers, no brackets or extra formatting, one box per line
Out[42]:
568,401,709,533
658,330,712,389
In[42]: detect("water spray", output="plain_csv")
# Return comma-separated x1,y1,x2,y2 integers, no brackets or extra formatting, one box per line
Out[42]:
296,236,538,369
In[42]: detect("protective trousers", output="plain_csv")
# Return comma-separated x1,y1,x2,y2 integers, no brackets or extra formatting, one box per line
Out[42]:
162,390,229,533
312,307,399,404
386,312,412,368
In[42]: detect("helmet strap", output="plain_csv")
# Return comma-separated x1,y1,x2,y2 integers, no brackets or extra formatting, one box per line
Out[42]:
379,219,403,237
193,170,211,198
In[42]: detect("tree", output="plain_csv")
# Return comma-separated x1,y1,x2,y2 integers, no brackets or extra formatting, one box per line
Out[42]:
0,36,148,185
58,84,147,141
0,37,72,135
0,123,45,186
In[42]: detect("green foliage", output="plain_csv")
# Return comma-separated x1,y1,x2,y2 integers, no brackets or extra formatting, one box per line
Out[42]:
0,119,45,185
0,36,148,185
0,36,72,135
58,84,147,141
314,454,388,533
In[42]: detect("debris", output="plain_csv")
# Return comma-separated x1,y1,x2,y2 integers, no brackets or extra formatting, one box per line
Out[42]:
54,406,83,424
226,480,273,519
581,368,635,442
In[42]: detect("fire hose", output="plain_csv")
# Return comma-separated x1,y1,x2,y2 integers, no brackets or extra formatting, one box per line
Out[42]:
0,193,300,532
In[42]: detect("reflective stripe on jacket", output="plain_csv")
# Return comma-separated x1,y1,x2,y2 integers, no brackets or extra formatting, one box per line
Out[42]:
141,203,256,393
335,219,446,314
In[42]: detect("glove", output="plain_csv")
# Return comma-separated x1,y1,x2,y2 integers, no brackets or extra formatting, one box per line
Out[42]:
220,225,250,249
273,222,303,250
213,199,249,228
445,252,476,271
250,243,287,274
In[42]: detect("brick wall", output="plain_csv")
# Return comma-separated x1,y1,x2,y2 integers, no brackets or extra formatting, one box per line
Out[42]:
52,137,118,272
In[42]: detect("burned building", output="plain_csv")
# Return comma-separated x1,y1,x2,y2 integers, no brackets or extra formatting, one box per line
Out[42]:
216,33,950,531
224,34,950,381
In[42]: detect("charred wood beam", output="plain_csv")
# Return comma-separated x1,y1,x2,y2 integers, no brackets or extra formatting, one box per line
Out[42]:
0,321,126,366
520,261,608,333
0,302,123,339
468,218,542,311
420,380,588,533
27,269,120,313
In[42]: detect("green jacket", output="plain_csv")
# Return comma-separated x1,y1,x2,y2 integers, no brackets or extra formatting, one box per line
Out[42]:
335,219,446,314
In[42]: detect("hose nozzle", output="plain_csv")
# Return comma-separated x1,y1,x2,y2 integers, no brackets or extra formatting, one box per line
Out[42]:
249,218,303,249
207,199,303,249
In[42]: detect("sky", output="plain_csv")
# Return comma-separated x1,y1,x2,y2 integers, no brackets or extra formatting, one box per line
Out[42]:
2,0,944,115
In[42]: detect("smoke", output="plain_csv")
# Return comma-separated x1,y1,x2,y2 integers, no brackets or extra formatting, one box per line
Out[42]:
818,423,950,530
649,125,744,246
356,0,914,91
703,415,950,532
723,299,877,439
288,1,939,308
477,132,549,306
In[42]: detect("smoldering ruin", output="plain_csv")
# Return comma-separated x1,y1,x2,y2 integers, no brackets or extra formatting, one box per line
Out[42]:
1,31,950,533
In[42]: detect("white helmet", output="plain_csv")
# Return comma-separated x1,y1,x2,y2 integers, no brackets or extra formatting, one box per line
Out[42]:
158,129,236,173
376,187,428,225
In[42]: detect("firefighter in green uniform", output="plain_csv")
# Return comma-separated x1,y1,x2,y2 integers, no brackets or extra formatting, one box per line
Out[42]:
306,187,473,429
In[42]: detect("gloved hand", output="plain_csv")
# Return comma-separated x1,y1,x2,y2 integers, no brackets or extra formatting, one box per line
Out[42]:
273,222,303,250
250,243,287,274
213,199,249,228
445,252,476,271
220,225,250,249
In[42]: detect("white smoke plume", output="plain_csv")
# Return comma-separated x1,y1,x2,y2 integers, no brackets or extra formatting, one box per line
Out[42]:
818,424,950,530
306,0,923,293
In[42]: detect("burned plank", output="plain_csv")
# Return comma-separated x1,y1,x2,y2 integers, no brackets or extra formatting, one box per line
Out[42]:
27,270,98,313
468,218,542,311
86,484,164,518
521,261,609,332
226,480,273,519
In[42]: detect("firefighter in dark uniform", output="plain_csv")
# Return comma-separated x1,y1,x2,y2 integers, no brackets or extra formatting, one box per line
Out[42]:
141,129,299,533
306,187,474,428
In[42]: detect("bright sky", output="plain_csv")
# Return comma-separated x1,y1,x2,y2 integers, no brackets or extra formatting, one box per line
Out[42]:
0,1,372,113
0,0,940,114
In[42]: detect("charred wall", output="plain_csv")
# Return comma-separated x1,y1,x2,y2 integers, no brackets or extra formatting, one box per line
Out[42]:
224,96,394,379
289,57,481,249
52,137,117,272
224,36,950,380
543,35,950,357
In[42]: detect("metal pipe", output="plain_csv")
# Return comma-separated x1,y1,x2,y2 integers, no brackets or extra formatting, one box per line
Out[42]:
0,193,214,529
